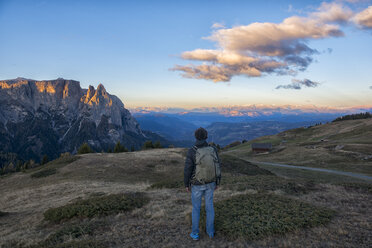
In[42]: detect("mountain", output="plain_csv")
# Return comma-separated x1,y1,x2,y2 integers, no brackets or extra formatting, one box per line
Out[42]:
206,121,313,146
0,78,163,163
133,113,196,145
130,105,372,119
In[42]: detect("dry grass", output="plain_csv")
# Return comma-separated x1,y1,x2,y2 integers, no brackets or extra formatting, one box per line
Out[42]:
226,118,372,175
0,148,371,247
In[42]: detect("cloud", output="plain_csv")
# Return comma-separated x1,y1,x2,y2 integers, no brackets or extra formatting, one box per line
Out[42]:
310,2,353,24
354,6,372,28
369,85,372,89
275,78,320,90
171,2,371,82
211,22,225,29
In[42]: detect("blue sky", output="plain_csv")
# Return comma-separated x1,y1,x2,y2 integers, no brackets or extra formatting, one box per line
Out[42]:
0,0,371,108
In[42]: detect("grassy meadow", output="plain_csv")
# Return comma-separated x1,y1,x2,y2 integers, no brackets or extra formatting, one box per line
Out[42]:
0,147,371,247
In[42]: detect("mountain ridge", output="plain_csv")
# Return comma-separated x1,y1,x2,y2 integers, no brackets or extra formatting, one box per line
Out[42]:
0,78,148,163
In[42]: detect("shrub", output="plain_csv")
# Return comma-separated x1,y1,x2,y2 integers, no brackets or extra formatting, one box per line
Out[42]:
114,141,128,153
44,192,149,223
41,155,49,165
77,143,93,154
142,140,154,149
31,168,57,178
198,193,335,240
153,141,162,148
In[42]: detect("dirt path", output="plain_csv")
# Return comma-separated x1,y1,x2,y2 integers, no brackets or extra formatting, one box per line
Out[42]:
244,159,372,182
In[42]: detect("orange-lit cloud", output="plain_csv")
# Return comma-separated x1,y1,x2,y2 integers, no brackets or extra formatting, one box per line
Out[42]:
354,6,372,28
172,2,371,82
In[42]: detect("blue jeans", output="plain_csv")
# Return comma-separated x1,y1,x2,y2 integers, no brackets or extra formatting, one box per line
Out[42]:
191,182,216,237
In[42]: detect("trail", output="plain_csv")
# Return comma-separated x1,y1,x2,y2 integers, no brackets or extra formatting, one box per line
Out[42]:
243,159,372,182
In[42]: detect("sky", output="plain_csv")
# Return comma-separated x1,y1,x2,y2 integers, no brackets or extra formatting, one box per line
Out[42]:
0,0,371,109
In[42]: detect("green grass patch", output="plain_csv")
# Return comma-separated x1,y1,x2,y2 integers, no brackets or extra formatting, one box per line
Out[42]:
199,193,335,240
220,154,273,176
31,168,57,178
44,192,149,223
223,174,316,194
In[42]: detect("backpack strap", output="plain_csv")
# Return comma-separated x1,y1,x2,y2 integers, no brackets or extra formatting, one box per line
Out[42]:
192,145,198,151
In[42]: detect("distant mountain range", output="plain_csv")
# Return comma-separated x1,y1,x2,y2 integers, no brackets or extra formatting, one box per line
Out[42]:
132,105,372,146
0,78,167,163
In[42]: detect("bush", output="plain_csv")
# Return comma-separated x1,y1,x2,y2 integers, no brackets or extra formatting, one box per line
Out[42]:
198,193,334,240
31,168,57,178
142,140,154,149
153,141,162,148
77,143,93,154
114,141,128,153
41,155,49,165
44,192,149,223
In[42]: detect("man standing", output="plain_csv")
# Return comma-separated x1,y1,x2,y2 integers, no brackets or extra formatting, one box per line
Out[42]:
184,127,221,241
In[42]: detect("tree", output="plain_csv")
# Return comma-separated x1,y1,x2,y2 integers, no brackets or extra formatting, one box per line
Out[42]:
78,143,93,154
114,141,128,153
41,155,49,165
142,140,154,149
130,146,135,152
107,148,112,153
153,141,162,148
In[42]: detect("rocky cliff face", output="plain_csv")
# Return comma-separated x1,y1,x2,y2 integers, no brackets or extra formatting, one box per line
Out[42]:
0,78,147,161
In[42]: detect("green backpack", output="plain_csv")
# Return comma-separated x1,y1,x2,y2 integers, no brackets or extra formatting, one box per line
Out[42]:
193,146,221,184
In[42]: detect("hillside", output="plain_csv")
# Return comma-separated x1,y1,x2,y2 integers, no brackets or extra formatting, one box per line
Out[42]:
0,149,371,247
226,118,372,175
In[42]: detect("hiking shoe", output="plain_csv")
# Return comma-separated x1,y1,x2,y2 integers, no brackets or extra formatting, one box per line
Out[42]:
190,233,200,241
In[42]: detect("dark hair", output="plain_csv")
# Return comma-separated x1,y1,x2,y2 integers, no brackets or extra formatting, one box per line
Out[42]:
194,127,208,140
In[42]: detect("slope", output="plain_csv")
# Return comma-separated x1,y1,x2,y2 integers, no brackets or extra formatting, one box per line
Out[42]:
225,118,372,175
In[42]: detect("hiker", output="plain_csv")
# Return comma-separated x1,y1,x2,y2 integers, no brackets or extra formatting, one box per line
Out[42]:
184,127,221,241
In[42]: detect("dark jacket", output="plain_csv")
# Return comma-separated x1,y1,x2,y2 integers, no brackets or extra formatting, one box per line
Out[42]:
184,139,221,187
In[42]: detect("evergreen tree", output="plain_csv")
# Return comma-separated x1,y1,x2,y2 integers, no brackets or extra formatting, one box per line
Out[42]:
41,155,49,165
114,141,128,153
78,143,93,154
142,140,154,149
153,141,162,148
